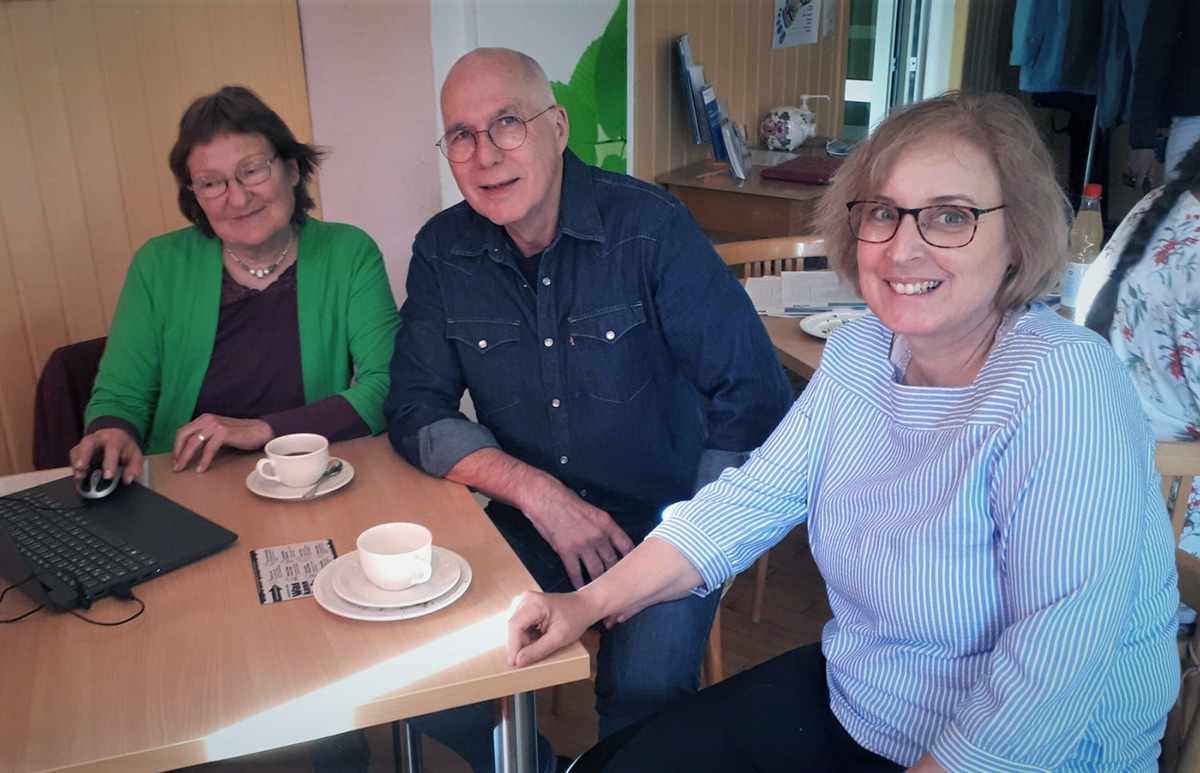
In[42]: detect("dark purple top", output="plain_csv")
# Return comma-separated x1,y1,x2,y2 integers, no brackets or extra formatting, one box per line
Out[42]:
87,264,368,446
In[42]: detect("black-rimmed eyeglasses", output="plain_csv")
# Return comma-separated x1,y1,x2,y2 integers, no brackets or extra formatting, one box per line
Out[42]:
188,155,279,200
846,200,1006,249
437,105,557,163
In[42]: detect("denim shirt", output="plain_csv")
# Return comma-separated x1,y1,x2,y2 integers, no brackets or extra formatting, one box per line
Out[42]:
386,151,792,527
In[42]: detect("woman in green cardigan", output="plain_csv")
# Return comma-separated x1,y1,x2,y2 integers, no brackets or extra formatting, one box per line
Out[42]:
69,86,400,483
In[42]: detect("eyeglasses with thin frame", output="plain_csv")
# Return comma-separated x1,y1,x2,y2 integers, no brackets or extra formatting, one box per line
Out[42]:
188,155,279,200
846,200,1006,249
436,105,557,163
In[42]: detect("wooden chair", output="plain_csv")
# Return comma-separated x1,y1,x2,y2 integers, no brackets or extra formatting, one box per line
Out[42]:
713,236,828,623
715,234,827,279
1155,442,1200,773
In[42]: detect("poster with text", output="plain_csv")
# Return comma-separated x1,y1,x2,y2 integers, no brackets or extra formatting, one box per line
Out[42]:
774,0,821,49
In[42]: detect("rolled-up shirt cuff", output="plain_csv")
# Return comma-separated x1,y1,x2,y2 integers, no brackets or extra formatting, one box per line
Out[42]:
929,723,1049,773
418,416,500,477
693,448,749,494
84,416,144,449
646,514,736,597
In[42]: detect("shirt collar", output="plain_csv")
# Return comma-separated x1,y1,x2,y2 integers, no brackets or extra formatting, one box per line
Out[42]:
450,149,605,260
888,306,1024,381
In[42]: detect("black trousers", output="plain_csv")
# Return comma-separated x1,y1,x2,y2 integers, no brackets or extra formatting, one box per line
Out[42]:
581,642,905,773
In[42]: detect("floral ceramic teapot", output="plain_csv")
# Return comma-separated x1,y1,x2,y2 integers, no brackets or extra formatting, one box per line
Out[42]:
761,95,829,152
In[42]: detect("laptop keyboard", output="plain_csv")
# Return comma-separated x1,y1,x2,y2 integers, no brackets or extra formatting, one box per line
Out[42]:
0,492,159,590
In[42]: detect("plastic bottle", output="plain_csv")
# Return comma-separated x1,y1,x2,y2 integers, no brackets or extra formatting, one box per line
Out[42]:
1061,183,1104,311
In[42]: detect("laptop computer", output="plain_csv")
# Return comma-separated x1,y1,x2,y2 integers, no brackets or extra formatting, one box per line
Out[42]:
759,155,844,185
0,475,237,610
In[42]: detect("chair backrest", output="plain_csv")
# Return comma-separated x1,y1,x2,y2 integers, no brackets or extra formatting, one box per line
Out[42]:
714,235,827,278
32,337,106,470
1156,442,1200,544
1153,441,1200,773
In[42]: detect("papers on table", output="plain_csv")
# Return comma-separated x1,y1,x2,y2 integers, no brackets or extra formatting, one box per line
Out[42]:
250,539,337,604
744,271,865,317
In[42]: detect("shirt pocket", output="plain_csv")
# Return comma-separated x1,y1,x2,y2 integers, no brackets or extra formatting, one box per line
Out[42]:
446,318,522,415
567,302,652,404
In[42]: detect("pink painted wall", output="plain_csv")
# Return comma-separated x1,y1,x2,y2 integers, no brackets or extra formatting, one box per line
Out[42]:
298,0,443,304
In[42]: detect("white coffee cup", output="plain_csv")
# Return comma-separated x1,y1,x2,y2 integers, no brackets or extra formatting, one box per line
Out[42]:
357,523,433,591
255,433,329,488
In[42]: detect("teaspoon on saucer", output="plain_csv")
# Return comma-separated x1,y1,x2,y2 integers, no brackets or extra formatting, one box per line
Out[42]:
302,460,343,499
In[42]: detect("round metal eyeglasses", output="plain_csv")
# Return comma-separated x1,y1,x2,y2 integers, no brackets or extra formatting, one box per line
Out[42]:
436,105,557,163
188,155,279,200
846,200,1006,249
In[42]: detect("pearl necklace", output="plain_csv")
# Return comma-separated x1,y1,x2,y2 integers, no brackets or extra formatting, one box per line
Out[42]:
226,229,294,280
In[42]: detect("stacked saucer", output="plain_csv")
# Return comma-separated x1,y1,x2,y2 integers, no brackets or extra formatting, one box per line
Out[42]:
313,547,472,621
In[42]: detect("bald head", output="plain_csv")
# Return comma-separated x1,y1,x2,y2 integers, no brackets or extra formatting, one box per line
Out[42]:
442,48,555,114
437,47,569,255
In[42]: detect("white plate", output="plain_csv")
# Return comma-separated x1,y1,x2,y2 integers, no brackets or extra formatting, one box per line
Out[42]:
246,458,354,500
313,548,472,622
331,548,462,608
799,310,869,339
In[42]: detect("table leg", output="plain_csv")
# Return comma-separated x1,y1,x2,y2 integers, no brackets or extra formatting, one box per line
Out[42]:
393,720,422,773
494,691,538,773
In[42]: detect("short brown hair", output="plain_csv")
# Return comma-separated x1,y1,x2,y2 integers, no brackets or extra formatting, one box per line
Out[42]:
813,91,1068,313
168,86,324,238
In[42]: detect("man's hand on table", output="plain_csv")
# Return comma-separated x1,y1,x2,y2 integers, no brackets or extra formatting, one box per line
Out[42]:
520,480,635,589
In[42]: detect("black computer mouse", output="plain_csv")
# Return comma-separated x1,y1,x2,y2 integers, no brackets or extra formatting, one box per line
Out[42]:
77,449,124,500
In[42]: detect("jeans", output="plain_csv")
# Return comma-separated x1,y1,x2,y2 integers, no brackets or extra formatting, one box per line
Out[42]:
409,501,721,771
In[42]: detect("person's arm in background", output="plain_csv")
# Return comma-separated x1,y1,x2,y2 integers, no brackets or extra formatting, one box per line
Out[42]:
925,342,1176,771
1126,0,1183,187
385,231,633,589
647,201,793,491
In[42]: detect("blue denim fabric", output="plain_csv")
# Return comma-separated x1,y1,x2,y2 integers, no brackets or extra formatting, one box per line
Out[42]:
409,503,721,770
388,150,785,769
385,150,792,528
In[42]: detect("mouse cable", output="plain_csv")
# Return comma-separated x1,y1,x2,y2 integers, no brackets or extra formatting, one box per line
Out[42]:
69,584,144,626
0,574,44,623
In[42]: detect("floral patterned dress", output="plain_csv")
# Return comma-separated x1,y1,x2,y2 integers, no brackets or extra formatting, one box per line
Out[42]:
1082,188,1200,588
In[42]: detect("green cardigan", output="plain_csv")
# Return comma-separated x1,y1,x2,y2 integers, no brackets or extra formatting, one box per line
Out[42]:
85,219,401,455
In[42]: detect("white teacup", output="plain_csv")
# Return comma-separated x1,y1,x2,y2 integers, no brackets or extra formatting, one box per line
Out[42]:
255,433,329,488
357,523,433,591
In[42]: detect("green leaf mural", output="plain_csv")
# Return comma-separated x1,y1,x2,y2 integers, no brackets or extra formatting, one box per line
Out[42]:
550,0,627,173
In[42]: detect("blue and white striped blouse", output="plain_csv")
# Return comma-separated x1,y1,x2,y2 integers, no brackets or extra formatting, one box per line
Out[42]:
652,303,1179,772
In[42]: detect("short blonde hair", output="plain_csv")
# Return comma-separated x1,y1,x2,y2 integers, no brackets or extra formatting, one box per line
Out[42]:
813,92,1069,313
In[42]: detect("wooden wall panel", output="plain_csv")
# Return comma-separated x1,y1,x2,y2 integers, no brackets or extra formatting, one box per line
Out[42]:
0,0,317,475
633,0,849,183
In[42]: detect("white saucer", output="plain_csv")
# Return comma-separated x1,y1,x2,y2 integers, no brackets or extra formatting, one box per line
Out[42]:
245,458,354,500
330,548,462,608
799,310,869,339
313,548,472,622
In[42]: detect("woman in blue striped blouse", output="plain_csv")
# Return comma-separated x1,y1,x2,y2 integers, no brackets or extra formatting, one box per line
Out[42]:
509,92,1180,772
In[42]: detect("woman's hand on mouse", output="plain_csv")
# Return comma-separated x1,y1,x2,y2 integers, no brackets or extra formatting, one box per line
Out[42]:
69,429,144,484
172,414,274,473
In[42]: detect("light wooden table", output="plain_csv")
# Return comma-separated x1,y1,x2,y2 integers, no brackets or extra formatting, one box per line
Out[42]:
760,314,827,379
0,435,588,773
